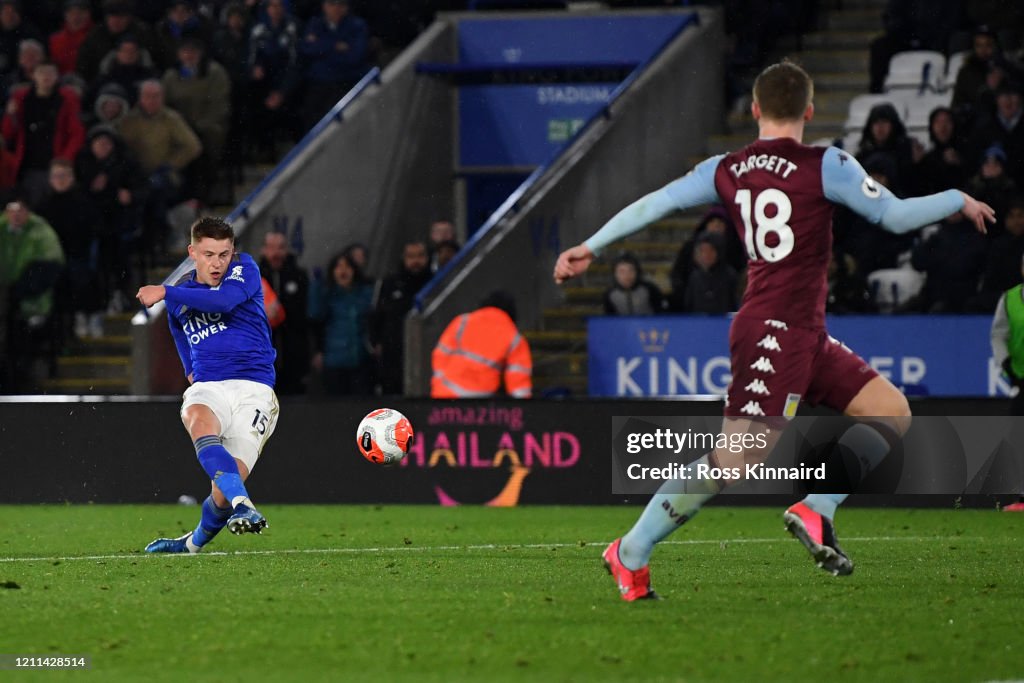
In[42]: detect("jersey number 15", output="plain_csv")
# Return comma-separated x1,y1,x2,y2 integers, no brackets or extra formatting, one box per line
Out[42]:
735,188,794,262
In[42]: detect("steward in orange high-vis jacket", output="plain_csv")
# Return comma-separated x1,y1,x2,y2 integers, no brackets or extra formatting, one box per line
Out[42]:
431,290,532,398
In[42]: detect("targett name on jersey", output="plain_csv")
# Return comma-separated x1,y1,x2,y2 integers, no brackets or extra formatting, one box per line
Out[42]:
729,154,798,179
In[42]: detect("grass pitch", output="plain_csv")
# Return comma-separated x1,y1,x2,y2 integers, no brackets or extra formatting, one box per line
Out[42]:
1,504,1022,682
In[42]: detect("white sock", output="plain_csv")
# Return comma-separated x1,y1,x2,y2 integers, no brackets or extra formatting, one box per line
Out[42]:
618,453,722,571
230,495,253,509
184,533,201,554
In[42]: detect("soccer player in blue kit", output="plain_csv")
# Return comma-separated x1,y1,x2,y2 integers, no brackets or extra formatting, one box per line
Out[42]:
139,217,280,553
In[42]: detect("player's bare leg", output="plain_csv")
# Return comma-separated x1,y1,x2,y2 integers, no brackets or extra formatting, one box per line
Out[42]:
606,417,782,600
785,376,911,575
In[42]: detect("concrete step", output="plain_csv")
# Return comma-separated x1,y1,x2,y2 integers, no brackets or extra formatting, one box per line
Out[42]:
39,376,131,395
63,334,132,356
524,329,587,352
534,374,588,397
564,286,604,305
809,70,871,91
800,29,881,50
826,8,883,31
796,49,870,73
54,355,131,380
542,306,601,331
532,351,588,378
616,240,684,255
814,90,867,116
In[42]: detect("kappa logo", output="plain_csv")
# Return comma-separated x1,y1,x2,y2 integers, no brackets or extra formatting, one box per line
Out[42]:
765,319,788,330
756,334,782,352
750,357,776,373
745,379,770,395
227,265,245,283
740,401,766,417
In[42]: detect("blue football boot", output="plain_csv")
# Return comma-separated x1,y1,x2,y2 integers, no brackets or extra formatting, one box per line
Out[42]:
145,532,194,553
226,503,267,535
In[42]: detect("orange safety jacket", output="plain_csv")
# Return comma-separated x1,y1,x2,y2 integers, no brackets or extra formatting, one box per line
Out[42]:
431,306,532,398
262,277,286,329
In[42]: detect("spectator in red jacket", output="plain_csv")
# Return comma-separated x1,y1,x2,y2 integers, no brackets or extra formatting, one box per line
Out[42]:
1,59,85,204
48,0,93,76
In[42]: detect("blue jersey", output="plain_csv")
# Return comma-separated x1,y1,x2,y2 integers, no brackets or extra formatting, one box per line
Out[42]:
166,252,277,387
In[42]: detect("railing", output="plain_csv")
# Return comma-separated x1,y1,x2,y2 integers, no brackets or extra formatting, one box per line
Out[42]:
137,66,383,308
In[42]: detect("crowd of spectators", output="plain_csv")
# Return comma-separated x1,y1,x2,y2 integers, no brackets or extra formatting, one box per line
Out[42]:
0,0,432,393
256,220,458,398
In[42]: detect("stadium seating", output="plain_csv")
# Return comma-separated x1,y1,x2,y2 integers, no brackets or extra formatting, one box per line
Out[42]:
868,267,926,313
943,50,969,90
883,50,945,93
844,94,909,132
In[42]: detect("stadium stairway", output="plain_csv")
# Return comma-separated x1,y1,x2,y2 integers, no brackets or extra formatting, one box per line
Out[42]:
529,0,886,397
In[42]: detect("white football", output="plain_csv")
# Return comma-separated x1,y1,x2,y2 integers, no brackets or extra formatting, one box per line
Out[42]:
356,408,414,465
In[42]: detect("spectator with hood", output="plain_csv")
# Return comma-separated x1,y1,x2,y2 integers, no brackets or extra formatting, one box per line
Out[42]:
77,0,166,82
913,106,967,195
604,253,664,315
668,206,744,311
856,102,920,195
682,232,738,314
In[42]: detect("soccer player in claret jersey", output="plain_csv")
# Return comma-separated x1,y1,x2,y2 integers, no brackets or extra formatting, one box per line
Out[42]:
138,217,280,553
554,61,995,600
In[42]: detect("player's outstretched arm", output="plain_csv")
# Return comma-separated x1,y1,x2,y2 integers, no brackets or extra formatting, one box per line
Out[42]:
554,244,595,284
959,191,997,234
553,155,723,285
822,147,995,234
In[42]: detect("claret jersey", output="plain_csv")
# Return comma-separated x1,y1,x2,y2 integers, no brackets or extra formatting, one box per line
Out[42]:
584,138,963,328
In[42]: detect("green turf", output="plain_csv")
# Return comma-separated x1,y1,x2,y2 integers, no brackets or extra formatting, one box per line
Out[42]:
0,505,1022,682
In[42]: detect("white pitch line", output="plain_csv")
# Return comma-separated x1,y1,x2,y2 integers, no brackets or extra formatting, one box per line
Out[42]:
0,536,951,564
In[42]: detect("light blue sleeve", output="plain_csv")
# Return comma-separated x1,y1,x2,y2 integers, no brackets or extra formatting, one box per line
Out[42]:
584,155,724,255
821,146,963,234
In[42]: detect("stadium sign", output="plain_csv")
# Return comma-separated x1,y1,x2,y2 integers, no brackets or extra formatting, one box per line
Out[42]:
589,316,1007,398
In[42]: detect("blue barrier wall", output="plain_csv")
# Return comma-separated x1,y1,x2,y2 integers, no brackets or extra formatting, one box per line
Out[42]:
588,315,1009,398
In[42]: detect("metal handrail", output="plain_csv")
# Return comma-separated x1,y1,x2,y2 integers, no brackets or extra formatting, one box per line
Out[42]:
226,66,383,224
412,12,699,311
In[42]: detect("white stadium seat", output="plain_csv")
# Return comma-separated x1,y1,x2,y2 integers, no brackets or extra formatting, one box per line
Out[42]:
884,50,946,92
943,50,969,90
904,92,953,130
840,130,862,153
868,267,926,313
845,94,909,132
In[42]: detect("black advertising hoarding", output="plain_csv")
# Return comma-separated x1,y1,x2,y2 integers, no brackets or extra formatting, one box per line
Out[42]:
0,398,1018,505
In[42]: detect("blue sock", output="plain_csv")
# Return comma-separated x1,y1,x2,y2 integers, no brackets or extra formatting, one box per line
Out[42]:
190,496,232,548
194,435,251,507
618,453,722,570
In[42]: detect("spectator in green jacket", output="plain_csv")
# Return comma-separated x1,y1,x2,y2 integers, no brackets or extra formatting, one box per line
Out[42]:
0,196,65,391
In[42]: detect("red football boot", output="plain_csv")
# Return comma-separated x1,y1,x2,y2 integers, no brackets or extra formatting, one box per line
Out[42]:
602,538,659,601
783,502,854,576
